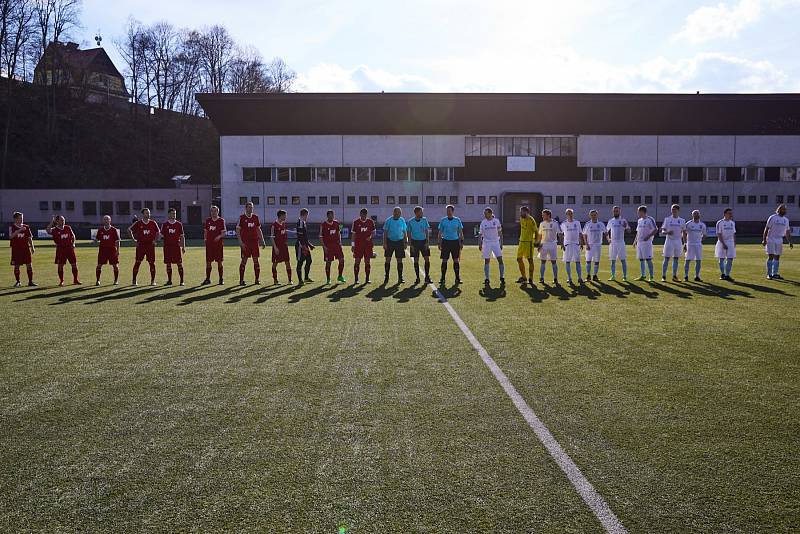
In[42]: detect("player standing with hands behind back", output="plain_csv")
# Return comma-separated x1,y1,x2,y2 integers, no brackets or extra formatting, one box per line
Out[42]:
128,208,160,286
161,208,185,286
202,205,225,285
763,204,793,280
45,215,79,286
236,202,266,285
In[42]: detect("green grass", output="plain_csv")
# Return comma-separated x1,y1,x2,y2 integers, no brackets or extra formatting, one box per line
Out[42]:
1,242,798,532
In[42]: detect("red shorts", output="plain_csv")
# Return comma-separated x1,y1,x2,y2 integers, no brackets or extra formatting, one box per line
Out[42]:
240,241,260,259
272,243,290,263
206,241,224,262
135,242,156,263
352,241,373,259
163,244,183,264
10,247,32,266
55,247,77,265
98,247,119,265
324,244,344,262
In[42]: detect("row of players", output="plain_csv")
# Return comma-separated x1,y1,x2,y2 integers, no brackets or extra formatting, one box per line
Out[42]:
6,202,793,287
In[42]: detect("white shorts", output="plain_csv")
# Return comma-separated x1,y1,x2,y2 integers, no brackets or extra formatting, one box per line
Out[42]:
585,244,602,263
636,241,654,260
715,239,736,259
481,241,503,259
562,243,581,262
685,244,702,261
663,239,683,258
765,239,784,256
608,241,626,261
538,242,558,261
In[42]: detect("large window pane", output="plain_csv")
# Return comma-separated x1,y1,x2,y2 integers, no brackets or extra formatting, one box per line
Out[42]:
276,168,293,182
243,168,256,182
561,137,577,156
480,137,496,156
513,137,530,156
351,168,372,182
466,137,480,156
533,137,546,156
315,168,332,182
497,137,513,156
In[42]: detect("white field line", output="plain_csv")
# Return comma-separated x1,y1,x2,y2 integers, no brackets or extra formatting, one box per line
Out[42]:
429,280,627,534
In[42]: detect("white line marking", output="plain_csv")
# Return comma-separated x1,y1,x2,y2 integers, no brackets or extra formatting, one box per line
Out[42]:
430,281,627,534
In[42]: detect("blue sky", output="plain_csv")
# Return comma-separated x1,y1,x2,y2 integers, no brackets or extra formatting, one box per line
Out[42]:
79,0,800,92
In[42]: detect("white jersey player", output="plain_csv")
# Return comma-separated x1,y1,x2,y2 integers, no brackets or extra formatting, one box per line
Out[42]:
605,206,629,281
715,208,736,280
560,209,585,284
683,210,707,282
583,210,605,282
634,205,658,281
537,209,560,284
762,204,793,280
661,204,686,282
479,207,505,285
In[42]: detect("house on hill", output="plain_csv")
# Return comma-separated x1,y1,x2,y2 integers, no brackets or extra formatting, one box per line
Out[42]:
34,41,129,106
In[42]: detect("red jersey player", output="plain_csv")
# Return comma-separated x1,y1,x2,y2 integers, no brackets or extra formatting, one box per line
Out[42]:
94,215,120,285
9,211,35,287
270,209,293,285
236,201,266,285
128,208,160,286
203,205,226,285
45,215,79,286
161,208,186,286
351,208,375,284
320,209,345,284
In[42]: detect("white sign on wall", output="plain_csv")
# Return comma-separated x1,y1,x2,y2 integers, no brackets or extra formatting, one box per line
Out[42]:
507,156,536,172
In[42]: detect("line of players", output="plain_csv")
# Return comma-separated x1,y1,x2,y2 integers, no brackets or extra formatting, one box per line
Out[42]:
6,202,794,287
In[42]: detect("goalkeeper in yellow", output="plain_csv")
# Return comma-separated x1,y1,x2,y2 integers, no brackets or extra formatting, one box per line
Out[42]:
516,205,539,286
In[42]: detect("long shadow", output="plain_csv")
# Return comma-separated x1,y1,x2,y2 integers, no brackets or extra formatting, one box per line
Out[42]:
327,284,363,302
623,281,659,299
138,285,205,304
0,286,43,297
51,286,128,304
86,286,159,303
366,284,399,302
543,283,571,301
478,285,507,302
570,282,600,300
776,278,800,288
683,281,749,300
254,285,297,303
592,280,629,299
16,286,87,302
286,283,332,303
732,280,791,296
435,284,462,300
649,281,693,299
227,284,283,303
178,285,243,306
392,284,426,303
520,283,549,303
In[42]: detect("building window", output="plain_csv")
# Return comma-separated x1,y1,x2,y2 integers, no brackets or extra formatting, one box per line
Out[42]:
543,196,552,204
437,195,447,205
351,167,372,182
644,196,653,204
633,196,642,205
51,200,62,211
742,167,763,182
776,195,784,204
117,201,130,215
704,167,725,181
594,195,602,205
556,195,564,204
513,137,530,156
370,195,379,205
331,196,340,205
699,196,707,205
267,196,276,205
144,201,154,209
566,195,575,205
588,168,607,181
721,196,729,205
279,196,288,205
466,137,480,156
319,196,328,205
386,196,395,205
544,137,560,156
425,195,435,204
292,196,300,205
83,201,97,216
497,137,514,156
391,167,414,181
398,195,407,205
65,201,74,211
39,200,48,210
276,168,294,182
410,195,419,205
606,196,614,205
737,196,746,204
582,195,591,204
659,195,668,205
132,201,142,211
561,137,577,156
787,195,795,205
480,137,497,156
359,195,367,205
314,168,333,182
760,195,768,204
666,168,685,182
347,196,356,205
243,168,256,182
466,196,475,205
622,195,630,205
307,196,316,205
780,167,799,181
747,195,756,204
628,167,647,181
671,196,679,204
449,195,458,205
156,201,165,210
710,195,718,205
489,195,498,205
250,197,259,206
433,168,453,181
682,196,691,205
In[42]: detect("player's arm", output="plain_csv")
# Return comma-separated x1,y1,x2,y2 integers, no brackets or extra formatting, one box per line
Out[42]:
127,222,137,241
235,223,242,245
319,225,327,252
153,221,162,242
382,225,388,250
45,216,56,234
785,226,793,248
762,220,770,246
257,227,266,248
180,228,186,252
458,226,464,249
498,224,503,249
70,226,77,248
660,219,670,236
115,234,120,253
478,228,483,250
27,232,34,254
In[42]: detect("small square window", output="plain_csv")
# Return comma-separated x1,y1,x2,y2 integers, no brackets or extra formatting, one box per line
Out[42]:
682,196,691,205
145,201,154,209
737,196,746,204
478,196,487,205
760,195,768,204
567,196,575,204
279,196,288,205
319,196,328,205
555,195,564,204
748,195,756,204
543,196,552,204
699,196,707,204
398,195,407,205
251,197,260,206
410,195,419,205
671,196,679,204
606,196,614,205
243,168,256,182
359,196,367,205
777,195,784,204
660,195,668,205
449,196,458,205
582,196,591,204
52,201,62,211
467,196,475,205
307,197,316,205
489,196,498,205
116,201,130,215
82,201,97,216
594,196,602,205
65,201,74,211
386,196,395,205
644,196,653,204
710,195,719,205
39,201,48,210
425,195,435,204
633,196,642,205
787,195,795,204
292,196,300,205
371,196,379,205
721,196,729,205
267,196,275,205
331,196,340,205
347,196,356,205
622,195,630,205
437,195,447,205
156,201,165,210
132,201,142,210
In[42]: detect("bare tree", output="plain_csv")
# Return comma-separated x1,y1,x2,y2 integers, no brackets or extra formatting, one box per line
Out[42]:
228,45,271,93
174,29,203,114
34,0,81,55
265,56,295,93
197,24,233,93
114,16,146,112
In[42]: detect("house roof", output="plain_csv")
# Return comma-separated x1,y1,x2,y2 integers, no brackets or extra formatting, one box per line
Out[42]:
195,92,800,136
43,42,125,80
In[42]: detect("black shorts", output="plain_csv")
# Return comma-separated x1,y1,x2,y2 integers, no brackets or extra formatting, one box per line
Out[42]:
384,239,406,259
410,239,430,259
440,239,461,260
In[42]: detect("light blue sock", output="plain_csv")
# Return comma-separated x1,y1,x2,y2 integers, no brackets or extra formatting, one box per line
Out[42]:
684,261,690,279
540,262,546,279
662,258,669,278
484,263,490,280
565,262,572,280
610,260,616,277
726,258,733,276
672,257,679,276
551,262,558,280
576,262,583,280
767,259,773,276
773,259,779,276
499,262,505,278
695,260,701,278
585,262,591,276
647,259,654,278
719,258,726,274
640,259,646,277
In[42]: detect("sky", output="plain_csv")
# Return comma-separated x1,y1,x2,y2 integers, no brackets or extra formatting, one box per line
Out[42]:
77,0,800,93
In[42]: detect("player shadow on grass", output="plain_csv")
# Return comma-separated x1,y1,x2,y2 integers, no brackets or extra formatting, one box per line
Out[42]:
732,280,793,296
366,284,399,302
394,283,427,303
49,285,133,304
178,285,243,306
648,281,693,299
84,286,159,304
478,285,506,301
622,281,659,299
254,285,297,303
0,286,42,297
137,285,205,304
591,280,629,299
226,283,285,303
327,283,363,302
519,283,550,303
16,285,86,302
683,281,751,300
434,284,462,300
570,282,601,300
285,283,332,303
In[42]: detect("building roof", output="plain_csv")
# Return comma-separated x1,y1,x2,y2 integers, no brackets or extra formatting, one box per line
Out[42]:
39,42,126,81
195,92,800,136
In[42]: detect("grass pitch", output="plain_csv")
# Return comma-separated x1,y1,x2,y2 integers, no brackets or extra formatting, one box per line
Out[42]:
1,242,798,532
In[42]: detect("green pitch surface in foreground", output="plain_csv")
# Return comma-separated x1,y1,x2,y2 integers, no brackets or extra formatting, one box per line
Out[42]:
1,243,798,532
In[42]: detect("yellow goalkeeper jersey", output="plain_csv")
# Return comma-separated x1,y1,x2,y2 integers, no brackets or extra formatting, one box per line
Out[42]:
519,216,538,243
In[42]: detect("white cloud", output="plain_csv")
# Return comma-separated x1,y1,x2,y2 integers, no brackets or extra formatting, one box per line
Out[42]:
296,63,448,93
672,0,800,44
